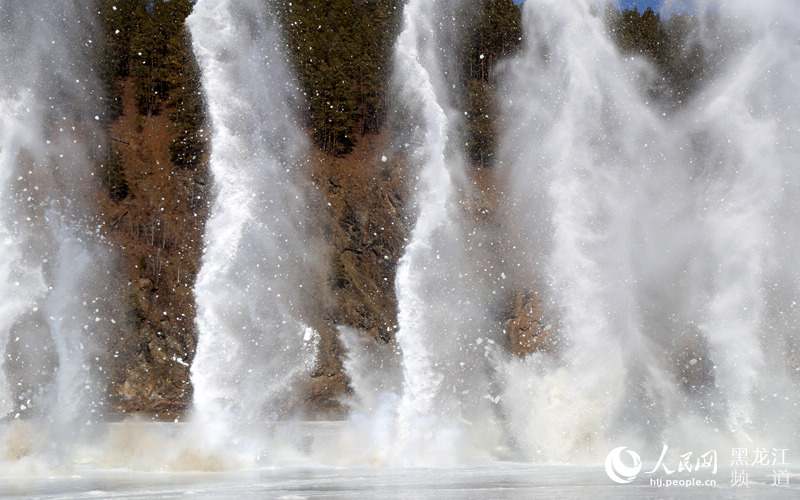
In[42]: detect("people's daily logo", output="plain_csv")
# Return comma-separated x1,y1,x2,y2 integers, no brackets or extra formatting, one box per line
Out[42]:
605,446,642,484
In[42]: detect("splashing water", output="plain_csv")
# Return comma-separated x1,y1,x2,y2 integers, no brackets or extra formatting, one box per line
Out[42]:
367,0,507,465
0,0,112,455
499,0,800,462
186,0,800,468
1,0,799,487
187,0,320,454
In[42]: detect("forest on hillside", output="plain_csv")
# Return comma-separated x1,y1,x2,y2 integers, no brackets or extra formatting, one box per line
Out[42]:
99,1,722,177
94,0,730,416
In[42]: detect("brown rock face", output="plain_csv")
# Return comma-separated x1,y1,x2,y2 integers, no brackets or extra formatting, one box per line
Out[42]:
504,291,556,357
98,79,207,419
95,77,557,420
299,128,409,416
96,73,414,419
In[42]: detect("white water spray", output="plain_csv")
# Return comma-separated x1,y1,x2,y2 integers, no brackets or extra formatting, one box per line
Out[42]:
387,0,505,464
188,0,320,451
500,0,800,461
0,1,111,441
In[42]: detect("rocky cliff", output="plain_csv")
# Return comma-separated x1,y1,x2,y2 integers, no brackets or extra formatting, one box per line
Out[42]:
95,72,555,420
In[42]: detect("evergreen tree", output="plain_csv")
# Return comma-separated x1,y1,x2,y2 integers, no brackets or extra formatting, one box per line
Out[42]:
106,143,130,202
99,0,147,119
129,0,194,118
464,0,522,83
100,0,205,169
464,80,496,168
602,4,737,108
169,49,206,170
461,0,522,167
281,0,402,155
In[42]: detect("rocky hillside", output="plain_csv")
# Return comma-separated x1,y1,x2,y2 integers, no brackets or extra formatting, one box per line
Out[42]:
95,76,410,418
93,0,717,419
97,79,208,419
94,80,554,419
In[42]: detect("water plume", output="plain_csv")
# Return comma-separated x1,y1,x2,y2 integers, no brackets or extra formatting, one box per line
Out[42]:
3,0,798,482
0,0,115,461
499,0,800,461
187,0,320,456
387,0,506,464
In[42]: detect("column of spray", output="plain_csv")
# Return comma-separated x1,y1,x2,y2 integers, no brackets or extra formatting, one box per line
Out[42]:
499,0,800,460
187,0,319,450
686,0,800,442
0,1,110,433
391,0,503,463
498,0,695,460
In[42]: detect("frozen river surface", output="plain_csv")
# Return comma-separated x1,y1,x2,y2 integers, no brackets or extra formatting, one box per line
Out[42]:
3,463,799,499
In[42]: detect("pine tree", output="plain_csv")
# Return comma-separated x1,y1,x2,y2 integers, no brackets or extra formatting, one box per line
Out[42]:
165,1,206,169
461,0,522,167
604,4,723,108
465,80,496,168
169,50,206,170
281,0,402,155
106,143,130,202
127,0,194,118
99,0,148,119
